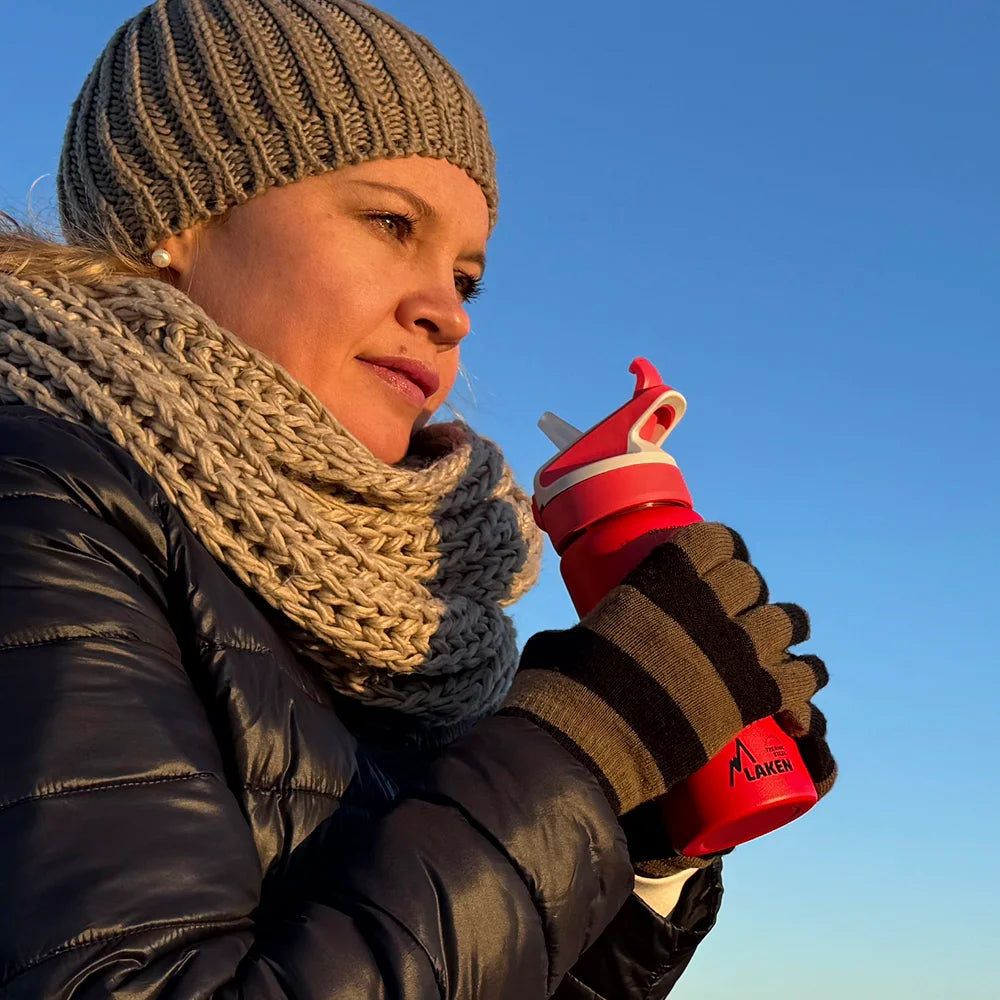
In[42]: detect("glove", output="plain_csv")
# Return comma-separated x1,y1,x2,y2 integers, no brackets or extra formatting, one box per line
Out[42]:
500,522,836,818
777,700,837,799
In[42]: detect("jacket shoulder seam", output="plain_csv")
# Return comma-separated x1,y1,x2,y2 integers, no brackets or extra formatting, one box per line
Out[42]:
198,637,272,656
0,626,140,654
242,781,341,800
0,771,217,816
2,914,251,988
0,489,88,506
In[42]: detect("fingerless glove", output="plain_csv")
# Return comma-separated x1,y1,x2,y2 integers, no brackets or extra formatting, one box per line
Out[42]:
501,522,836,816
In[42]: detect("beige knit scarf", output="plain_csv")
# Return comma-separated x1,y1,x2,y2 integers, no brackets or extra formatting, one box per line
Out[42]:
0,271,542,726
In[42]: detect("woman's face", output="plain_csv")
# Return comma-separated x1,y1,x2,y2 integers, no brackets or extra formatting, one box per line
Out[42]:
161,156,489,463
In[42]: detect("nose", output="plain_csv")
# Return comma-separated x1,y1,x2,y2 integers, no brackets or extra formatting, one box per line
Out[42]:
396,283,471,349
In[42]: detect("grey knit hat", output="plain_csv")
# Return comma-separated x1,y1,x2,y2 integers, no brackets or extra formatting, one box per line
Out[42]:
57,0,497,258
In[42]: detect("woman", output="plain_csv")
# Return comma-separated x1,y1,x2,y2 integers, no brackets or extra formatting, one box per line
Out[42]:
0,1,836,997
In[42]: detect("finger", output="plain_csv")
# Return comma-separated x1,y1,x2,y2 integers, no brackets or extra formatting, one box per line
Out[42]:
670,521,748,576
762,653,828,709
776,603,811,646
796,726,837,799
776,703,837,797
776,704,812,739
736,602,810,664
702,557,768,617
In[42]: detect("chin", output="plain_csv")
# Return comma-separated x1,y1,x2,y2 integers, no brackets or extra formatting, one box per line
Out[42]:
380,443,411,465
334,401,433,465
354,425,414,465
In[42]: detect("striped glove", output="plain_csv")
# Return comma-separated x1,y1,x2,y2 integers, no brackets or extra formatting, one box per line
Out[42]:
501,522,836,818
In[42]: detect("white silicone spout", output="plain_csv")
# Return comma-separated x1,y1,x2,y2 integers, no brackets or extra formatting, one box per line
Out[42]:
538,412,583,451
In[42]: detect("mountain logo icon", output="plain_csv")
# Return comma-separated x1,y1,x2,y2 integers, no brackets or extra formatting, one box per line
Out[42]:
729,737,795,787
729,738,758,788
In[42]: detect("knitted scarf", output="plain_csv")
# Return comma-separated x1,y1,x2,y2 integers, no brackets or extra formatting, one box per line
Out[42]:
0,271,542,726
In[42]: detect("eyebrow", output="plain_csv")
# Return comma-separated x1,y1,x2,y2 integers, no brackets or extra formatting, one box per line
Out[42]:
346,179,487,274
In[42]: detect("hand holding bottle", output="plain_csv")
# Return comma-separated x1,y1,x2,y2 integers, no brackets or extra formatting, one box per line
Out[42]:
501,521,835,819
501,358,836,858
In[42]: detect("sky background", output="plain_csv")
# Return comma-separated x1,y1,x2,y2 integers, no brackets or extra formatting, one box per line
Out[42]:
1,1,997,997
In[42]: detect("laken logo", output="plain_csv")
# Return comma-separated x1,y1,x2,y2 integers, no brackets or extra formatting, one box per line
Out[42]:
728,738,795,787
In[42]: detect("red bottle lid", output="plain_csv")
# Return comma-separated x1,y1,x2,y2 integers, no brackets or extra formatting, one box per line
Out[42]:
534,359,694,552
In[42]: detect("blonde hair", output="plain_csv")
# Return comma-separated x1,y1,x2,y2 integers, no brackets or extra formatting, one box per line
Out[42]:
0,211,157,284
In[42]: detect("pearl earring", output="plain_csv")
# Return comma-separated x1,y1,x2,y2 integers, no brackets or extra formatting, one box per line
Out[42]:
150,248,172,268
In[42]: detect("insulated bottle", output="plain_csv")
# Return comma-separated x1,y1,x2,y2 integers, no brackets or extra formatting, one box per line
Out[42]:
533,358,817,855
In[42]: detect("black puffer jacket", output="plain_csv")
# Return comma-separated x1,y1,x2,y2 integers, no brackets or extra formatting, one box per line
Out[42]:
0,406,723,999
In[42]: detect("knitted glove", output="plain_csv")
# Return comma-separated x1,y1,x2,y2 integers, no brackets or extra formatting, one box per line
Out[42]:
500,522,835,818
776,701,837,799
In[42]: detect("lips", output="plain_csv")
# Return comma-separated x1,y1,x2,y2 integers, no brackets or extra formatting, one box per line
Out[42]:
358,355,441,406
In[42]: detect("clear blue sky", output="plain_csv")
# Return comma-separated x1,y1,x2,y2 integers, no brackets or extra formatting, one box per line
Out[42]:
2,2,997,997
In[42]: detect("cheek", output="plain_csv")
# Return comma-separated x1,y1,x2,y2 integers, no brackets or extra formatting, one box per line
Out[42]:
197,231,387,369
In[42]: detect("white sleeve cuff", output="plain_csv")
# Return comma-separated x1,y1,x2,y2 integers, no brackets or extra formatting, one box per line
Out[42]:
632,868,698,917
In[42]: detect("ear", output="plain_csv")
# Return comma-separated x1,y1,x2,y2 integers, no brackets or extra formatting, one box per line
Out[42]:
156,227,204,283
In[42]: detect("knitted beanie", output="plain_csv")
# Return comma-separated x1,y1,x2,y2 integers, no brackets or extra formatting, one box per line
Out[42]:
57,0,497,258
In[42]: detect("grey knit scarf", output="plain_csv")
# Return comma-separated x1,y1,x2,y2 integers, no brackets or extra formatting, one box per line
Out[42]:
0,271,542,725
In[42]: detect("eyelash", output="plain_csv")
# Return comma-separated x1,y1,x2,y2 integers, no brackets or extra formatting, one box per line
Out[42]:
366,211,484,303
455,272,483,302
368,210,417,241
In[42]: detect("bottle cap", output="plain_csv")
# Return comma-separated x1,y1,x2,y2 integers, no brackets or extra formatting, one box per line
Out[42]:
533,359,694,551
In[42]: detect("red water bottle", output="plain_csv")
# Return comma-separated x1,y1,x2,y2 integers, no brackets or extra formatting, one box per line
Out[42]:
533,358,818,855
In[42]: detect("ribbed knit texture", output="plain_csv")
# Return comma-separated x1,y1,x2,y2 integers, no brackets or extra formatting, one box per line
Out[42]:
57,0,498,256
0,271,542,725
502,522,836,816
